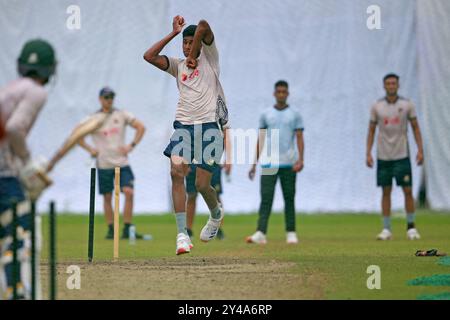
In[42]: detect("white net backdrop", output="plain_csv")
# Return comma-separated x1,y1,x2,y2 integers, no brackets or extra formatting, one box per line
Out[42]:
417,0,450,210
0,0,448,214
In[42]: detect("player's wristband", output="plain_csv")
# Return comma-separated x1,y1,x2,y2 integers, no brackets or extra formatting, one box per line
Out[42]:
131,142,137,148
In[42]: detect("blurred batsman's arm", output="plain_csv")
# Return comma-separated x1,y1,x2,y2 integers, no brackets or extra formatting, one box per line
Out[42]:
47,112,109,172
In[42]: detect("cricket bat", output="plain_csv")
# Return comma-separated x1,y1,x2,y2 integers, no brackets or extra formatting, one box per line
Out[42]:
47,113,109,172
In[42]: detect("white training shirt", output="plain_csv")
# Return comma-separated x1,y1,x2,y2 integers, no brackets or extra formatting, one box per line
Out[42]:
165,39,228,127
370,97,417,161
0,78,47,177
81,109,136,169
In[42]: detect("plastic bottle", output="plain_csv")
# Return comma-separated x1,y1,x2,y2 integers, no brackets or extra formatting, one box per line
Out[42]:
129,225,136,245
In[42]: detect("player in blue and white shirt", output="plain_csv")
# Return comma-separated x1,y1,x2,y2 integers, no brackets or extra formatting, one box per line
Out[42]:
247,80,305,245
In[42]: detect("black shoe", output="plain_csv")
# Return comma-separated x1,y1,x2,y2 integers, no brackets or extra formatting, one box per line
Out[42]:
122,224,144,239
106,226,114,240
186,228,193,238
216,228,225,240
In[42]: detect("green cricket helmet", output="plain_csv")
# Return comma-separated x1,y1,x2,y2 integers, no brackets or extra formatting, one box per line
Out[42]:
17,39,57,80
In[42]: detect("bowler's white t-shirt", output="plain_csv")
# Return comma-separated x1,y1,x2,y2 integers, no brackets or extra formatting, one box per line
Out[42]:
165,40,228,127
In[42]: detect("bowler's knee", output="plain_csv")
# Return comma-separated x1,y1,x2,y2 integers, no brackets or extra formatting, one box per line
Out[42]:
195,180,211,194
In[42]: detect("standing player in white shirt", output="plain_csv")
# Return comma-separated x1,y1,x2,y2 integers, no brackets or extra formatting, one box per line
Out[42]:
366,74,424,240
144,16,229,255
77,87,146,240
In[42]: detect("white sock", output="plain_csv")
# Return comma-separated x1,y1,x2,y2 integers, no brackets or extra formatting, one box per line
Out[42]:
175,212,188,235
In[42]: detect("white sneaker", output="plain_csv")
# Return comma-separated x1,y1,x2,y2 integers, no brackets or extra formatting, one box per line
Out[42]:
376,229,392,240
286,232,299,244
200,206,224,242
246,231,267,244
176,233,191,255
407,228,421,240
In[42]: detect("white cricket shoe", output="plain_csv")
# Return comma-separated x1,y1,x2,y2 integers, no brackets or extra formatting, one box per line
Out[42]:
407,228,421,240
286,232,299,244
200,206,224,242
246,231,267,244
376,229,393,240
176,233,191,255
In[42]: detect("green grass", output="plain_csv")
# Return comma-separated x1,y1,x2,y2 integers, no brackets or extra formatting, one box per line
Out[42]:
40,210,450,300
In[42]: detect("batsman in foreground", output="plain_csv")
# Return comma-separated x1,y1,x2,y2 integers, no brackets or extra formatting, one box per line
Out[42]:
366,73,424,241
144,16,229,255
0,39,57,299
77,87,146,239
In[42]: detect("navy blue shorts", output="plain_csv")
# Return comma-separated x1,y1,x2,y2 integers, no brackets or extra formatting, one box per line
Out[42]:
0,177,25,213
98,166,135,195
377,158,412,187
0,177,28,239
164,121,224,173
186,165,223,195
